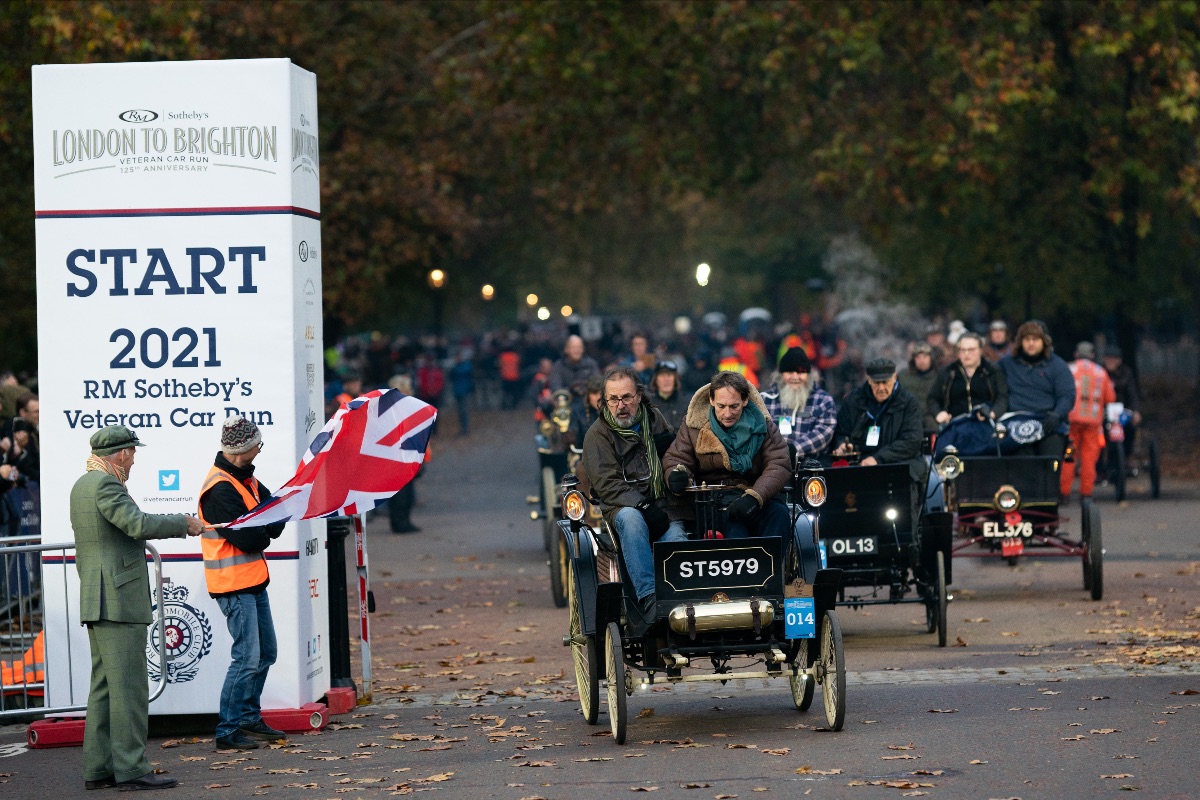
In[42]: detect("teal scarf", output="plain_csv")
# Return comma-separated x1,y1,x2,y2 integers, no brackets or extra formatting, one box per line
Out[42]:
709,401,766,474
602,402,665,499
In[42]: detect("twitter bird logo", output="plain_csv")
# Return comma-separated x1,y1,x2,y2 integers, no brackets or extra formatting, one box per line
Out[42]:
158,470,180,491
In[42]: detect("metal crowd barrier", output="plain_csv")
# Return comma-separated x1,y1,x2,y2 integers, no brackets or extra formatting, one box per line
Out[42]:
0,537,168,722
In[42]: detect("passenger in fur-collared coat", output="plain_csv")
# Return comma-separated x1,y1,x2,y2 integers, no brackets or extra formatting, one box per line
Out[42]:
661,371,791,540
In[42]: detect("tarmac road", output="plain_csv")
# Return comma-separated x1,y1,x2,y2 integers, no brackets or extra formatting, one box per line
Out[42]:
2,407,1198,799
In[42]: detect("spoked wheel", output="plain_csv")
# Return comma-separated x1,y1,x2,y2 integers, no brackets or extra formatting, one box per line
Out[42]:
1148,440,1161,499
1110,444,1126,502
548,528,569,608
818,611,846,731
934,552,948,647
568,561,599,724
1082,499,1103,601
790,638,816,711
541,467,557,552
604,621,627,744
923,560,938,634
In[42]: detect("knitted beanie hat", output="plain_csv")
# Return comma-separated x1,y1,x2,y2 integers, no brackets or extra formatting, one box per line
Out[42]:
777,347,812,374
221,415,262,455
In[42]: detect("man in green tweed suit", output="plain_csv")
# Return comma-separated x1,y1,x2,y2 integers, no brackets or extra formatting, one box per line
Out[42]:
70,425,203,791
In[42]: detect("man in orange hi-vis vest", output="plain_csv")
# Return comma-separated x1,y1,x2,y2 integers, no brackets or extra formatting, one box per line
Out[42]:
199,416,287,752
1060,342,1116,500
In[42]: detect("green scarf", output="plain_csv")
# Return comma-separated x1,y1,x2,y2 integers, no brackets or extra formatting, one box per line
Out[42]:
708,400,766,474
602,402,665,499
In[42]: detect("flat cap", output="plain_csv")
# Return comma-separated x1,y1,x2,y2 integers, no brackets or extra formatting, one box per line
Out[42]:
90,425,146,456
865,358,897,381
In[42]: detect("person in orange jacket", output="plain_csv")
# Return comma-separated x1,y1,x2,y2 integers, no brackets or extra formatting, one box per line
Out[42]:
199,416,288,751
1060,342,1116,500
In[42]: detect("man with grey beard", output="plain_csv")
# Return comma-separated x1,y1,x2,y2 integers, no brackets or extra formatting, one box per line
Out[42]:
761,348,837,465
582,366,679,617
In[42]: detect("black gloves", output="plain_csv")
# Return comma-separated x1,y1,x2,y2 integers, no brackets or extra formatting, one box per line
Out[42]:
653,430,675,457
639,501,671,538
1042,412,1061,433
725,492,760,522
666,469,690,494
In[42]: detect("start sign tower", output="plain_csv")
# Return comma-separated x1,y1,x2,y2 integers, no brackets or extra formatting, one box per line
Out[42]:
32,59,328,715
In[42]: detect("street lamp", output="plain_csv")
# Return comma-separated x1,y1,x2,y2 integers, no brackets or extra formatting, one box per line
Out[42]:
560,305,573,317
481,284,495,301
537,306,551,321
695,263,711,287
526,293,539,307
427,269,446,335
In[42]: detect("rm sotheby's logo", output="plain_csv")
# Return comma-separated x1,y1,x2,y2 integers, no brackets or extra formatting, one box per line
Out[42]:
118,109,159,123
158,469,180,491
148,581,213,684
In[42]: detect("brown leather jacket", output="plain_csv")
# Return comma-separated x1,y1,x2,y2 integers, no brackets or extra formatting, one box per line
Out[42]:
662,385,791,521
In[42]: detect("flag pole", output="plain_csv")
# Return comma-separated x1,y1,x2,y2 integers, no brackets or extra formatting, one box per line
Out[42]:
353,512,372,704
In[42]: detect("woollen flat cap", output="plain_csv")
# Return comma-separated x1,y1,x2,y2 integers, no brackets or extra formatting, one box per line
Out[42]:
90,425,146,456
1075,341,1096,359
865,358,897,381
221,415,262,455
778,347,812,373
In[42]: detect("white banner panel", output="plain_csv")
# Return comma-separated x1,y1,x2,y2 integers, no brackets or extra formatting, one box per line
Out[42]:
32,59,328,714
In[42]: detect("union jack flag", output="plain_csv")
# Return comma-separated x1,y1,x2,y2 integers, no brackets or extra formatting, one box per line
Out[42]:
225,389,436,529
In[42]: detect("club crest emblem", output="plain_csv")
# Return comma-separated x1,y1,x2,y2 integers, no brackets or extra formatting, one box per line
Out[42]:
147,580,213,684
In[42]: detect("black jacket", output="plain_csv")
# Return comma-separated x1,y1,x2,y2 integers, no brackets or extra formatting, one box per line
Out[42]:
833,382,926,482
928,359,1008,420
649,390,688,433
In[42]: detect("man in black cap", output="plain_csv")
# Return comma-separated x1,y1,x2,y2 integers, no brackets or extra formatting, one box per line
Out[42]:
71,425,203,791
761,347,837,464
648,359,688,431
831,358,924,475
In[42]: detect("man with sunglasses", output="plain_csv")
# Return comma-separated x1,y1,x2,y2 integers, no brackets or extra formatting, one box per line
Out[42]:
582,365,679,618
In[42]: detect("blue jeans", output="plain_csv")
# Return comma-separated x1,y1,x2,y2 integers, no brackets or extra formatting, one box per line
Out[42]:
215,591,278,739
665,497,792,541
614,506,687,601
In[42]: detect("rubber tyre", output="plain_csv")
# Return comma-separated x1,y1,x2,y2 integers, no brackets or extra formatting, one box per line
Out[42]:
935,551,948,648
541,467,557,552
1084,500,1103,601
568,561,599,724
1110,444,1126,503
1149,440,1161,499
605,621,627,744
819,611,846,731
549,528,568,608
790,638,816,711
1081,500,1093,592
